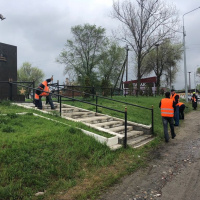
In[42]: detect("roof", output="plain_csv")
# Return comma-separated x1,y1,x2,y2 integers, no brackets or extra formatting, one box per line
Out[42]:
123,76,157,84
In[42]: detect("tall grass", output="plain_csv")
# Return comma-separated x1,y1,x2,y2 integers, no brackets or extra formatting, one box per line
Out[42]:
0,112,118,199
0,97,192,199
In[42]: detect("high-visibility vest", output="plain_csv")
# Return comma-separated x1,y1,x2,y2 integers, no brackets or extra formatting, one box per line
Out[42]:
170,93,179,104
177,102,184,107
161,98,174,117
35,93,40,100
40,86,50,96
192,96,197,102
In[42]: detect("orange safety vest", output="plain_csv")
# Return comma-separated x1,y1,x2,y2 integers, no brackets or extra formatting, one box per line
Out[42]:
191,96,197,102
177,102,184,107
40,86,50,96
170,93,179,102
35,93,40,100
161,98,174,117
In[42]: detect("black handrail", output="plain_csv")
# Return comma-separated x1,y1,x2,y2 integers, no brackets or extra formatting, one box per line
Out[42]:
52,85,154,134
4,81,129,148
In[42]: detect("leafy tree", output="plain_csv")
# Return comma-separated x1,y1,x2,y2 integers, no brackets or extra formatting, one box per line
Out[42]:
98,41,126,85
142,39,182,92
57,24,107,86
17,62,44,87
111,0,180,92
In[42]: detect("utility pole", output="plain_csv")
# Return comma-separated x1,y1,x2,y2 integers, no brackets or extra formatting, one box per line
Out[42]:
125,45,129,83
183,7,200,102
155,44,159,94
0,14,6,20
188,72,191,91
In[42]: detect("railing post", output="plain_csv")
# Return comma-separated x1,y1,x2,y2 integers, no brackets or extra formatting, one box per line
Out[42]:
151,105,154,135
124,107,127,148
96,94,98,113
60,95,62,116
57,80,60,103
72,86,74,102
33,80,35,103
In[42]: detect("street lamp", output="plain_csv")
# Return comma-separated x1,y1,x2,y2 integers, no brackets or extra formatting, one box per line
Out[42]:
125,45,129,83
188,72,191,91
183,6,200,102
194,65,199,93
0,14,6,20
155,44,159,94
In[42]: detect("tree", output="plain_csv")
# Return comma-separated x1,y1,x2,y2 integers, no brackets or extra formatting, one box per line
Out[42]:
17,62,44,87
98,41,126,85
111,0,180,92
142,39,182,92
57,24,108,87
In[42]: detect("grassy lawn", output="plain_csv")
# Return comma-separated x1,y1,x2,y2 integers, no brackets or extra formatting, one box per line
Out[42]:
0,97,192,200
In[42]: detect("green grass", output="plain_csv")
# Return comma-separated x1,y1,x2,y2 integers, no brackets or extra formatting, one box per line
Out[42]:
0,97,193,199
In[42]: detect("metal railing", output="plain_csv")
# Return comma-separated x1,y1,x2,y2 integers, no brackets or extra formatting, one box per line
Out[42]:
0,81,131,148
50,85,154,135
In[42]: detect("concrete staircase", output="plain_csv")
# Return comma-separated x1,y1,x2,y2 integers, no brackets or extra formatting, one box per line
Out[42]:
15,102,154,150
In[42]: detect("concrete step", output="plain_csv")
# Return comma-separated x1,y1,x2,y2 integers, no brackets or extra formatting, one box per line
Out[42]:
79,116,114,124
133,137,154,149
127,130,144,139
108,125,133,134
110,144,122,150
127,135,153,148
62,111,96,119
58,107,80,113
95,120,124,129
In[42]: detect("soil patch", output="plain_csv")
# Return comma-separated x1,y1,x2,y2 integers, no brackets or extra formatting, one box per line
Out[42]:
98,110,200,200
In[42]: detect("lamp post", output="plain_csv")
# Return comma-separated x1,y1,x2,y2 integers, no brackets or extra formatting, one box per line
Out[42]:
125,45,129,83
194,65,199,93
183,7,200,102
0,14,6,20
188,72,191,91
155,44,159,94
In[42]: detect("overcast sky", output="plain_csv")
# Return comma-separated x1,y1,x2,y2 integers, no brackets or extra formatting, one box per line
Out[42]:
0,0,200,90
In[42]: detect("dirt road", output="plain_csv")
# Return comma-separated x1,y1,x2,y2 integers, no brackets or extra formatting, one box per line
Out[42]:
99,110,200,200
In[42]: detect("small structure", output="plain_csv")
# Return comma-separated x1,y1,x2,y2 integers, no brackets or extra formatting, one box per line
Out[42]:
0,42,24,101
123,76,157,95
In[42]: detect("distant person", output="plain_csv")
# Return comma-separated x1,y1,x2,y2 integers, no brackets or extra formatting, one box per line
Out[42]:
34,77,55,110
177,102,185,120
170,89,180,126
191,92,198,110
159,91,176,143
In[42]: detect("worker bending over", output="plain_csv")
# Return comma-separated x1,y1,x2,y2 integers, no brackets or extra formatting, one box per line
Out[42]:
34,77,55,110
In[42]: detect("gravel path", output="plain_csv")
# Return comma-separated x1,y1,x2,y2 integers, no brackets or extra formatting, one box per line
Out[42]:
98,110,200,200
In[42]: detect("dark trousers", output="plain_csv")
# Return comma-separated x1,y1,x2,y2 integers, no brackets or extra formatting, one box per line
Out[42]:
162,117,175,141
192,102,197,110
174,106,179,126
35,96,42,109
46,95,55,109
179,104,185,119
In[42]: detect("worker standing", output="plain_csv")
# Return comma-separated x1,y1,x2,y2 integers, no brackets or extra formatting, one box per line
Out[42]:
170,89,180,126
159,91,176,143
191,92,198,110
177,102,185,120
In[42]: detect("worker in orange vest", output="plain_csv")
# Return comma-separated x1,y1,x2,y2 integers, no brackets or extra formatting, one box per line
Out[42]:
159,91,176,143
191,92,198,110
34,77,55,109
170,89,180,126
177,102,185,120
